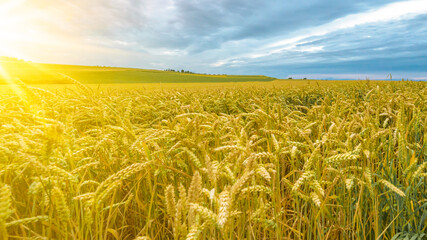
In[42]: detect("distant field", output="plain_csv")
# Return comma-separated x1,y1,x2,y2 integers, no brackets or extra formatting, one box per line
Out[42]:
0,80,397,95
0,60,276,84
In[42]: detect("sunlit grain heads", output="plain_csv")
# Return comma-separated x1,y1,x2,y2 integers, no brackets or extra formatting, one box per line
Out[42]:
271,134,280,152
5,215,49,228
311,180,324,197
178,183,188,208
379,179,406,197
240,185,272,197
345,176,355,191
214,145,246,153
222,166,236,182
291,146,298,160
52,186,71,223
188,171,202,205
383,117,390,128
175,113,208,120
363,169,374,196
94,162,150,200
165,185,176,219
83,202,93,225
186,222,206,240
256,166,271,182
413,161,427,179
134,236,152,240
183,148,202,169
189,203,216,226
173,199,185,239
325,150,359,168
205,155,218,186
231,170,254,198
28,181,43,196
304,147,320,170
188,171,202,227
48,165,78,182
73,192,95,201
310,192,322,207
0,183,13,222
124,100,133,121
217,189,231,229
96,180,122,206
292,171,314,193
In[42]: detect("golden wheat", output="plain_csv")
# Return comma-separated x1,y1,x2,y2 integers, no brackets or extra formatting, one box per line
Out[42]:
0,80,425,239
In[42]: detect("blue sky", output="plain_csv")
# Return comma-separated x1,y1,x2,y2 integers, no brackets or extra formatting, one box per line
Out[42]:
1,0,427,79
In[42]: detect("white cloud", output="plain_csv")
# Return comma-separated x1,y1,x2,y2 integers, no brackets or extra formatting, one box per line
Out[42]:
269,0,427,49
296,46,324,53
213,0,427,67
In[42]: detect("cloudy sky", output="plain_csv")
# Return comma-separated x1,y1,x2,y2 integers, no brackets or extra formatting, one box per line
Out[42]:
1,0,427,79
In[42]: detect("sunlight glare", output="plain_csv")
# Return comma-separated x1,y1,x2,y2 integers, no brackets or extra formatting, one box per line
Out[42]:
0,62,28,101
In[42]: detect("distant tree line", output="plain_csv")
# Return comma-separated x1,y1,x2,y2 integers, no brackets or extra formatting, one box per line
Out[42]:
0,56,25,62
164,69,195,74
164,68,227,76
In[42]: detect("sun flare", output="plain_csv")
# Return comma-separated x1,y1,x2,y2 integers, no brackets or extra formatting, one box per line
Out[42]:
0,0,60,61
0,1,28,58
0,61,28,101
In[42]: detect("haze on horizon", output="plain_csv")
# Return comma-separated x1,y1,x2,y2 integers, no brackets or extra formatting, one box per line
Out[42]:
0,0,426,80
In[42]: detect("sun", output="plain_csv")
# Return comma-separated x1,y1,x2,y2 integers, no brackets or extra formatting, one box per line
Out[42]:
0,0,52,61
0,1,26,57
0,0,62,87
0,0,25,82
0,0,42,99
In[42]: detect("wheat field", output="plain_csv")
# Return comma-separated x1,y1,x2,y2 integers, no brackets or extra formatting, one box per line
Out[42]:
0,80,426,240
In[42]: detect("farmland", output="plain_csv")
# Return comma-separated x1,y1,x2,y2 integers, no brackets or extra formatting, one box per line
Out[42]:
0,59,275,84
0,78,425,239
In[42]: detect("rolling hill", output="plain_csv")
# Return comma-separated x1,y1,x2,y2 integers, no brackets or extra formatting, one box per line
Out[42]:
0,58,276,84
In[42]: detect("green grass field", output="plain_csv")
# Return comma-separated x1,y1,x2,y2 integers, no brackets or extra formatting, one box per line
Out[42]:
0,59,276,84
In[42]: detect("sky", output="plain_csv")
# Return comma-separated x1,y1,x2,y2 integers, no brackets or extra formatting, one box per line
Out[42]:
0,0,427,79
